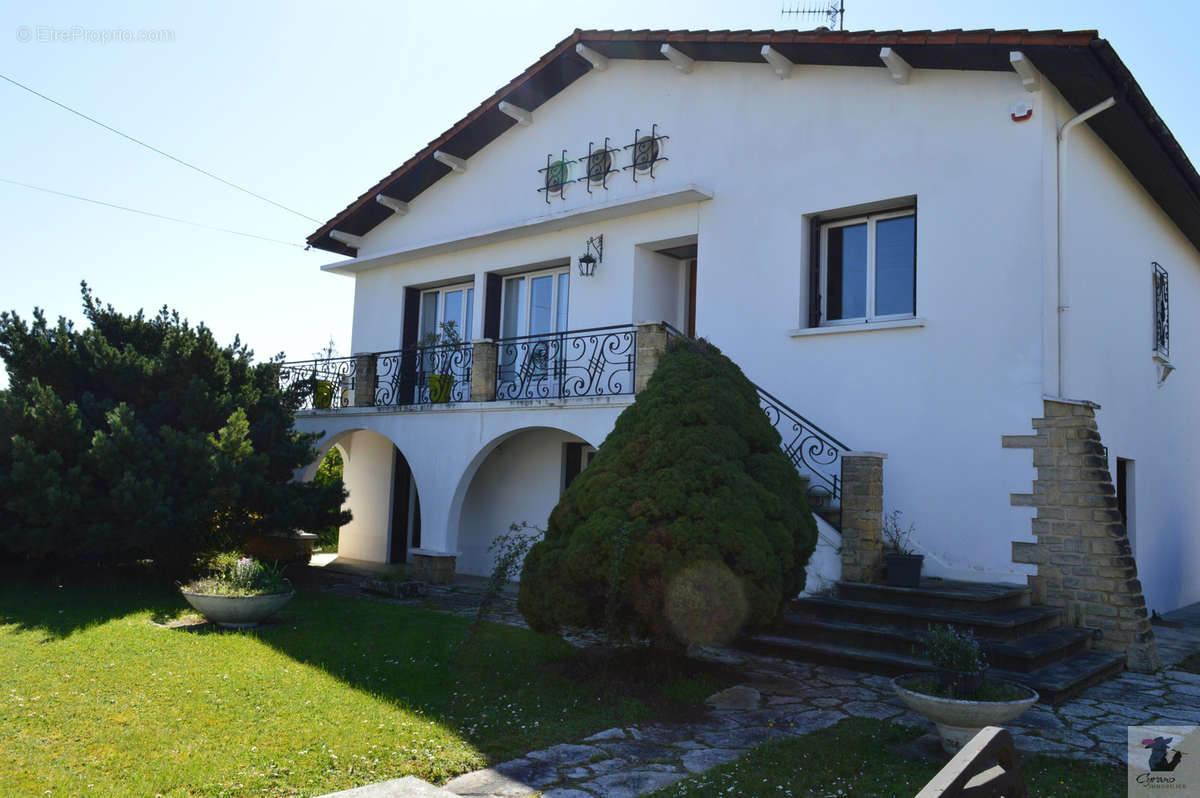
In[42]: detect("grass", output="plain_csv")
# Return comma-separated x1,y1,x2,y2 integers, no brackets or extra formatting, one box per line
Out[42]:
645,718,1125,798
0,573,660,797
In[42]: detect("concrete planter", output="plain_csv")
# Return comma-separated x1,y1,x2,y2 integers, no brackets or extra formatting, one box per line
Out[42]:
891,674,1039,754
180,590,295,629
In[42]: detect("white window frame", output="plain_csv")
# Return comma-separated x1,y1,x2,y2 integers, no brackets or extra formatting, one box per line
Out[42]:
500,265,570,338
418,282,474,343
819,207,916,327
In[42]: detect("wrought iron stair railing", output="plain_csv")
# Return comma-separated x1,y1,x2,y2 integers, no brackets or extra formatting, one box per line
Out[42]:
662,323,848,526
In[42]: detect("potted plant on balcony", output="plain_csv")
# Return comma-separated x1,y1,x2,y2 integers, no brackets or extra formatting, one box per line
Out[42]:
882,509,923,588
892,625,1039,754
421,320,463,403
180,555,295,628
309,338,340,409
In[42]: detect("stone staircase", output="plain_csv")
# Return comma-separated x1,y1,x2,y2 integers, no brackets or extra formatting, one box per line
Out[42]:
741,578,1125,704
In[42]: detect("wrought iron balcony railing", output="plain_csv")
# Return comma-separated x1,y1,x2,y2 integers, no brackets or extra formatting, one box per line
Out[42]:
279,342,473,410
495,324,637,401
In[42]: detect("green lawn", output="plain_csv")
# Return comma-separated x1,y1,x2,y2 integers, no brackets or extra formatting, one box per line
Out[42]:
0,575,652,797
646,718,1125,798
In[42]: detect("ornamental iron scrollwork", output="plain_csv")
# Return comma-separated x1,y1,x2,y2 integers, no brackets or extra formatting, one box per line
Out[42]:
495,325,635,401
279,342,472,409
623,124,669,181
536,125,668,198
1154,261,1169,358
579,138,620,192
278,356,358,411
661,323,848,517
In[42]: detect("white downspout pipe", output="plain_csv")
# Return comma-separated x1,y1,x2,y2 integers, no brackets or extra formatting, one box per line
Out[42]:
1056,97,1116,397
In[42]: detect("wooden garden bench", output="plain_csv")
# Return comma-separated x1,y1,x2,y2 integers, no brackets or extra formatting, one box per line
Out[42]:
915,726,1028,797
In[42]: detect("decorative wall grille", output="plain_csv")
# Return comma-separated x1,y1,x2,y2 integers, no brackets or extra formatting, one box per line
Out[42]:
1154,261,1169,358
538,126,668,200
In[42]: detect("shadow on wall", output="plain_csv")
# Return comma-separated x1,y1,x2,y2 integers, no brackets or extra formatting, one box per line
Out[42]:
456,427,593,577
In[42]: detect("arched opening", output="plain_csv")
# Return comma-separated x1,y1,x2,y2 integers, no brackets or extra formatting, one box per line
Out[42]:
315,429,421,565
311,445,346,553
455,426,596,577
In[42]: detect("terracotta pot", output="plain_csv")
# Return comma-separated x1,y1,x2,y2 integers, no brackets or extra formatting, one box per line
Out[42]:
180,590,295,629
891,674,1039,754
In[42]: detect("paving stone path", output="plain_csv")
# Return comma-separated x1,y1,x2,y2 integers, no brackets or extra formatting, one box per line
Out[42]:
306,566,1200,798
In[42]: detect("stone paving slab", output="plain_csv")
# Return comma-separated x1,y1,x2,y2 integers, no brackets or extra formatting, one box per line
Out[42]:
319,776,459,797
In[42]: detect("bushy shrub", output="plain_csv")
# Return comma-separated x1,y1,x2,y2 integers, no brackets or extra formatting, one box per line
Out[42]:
517,337,817,649
0,284,349,572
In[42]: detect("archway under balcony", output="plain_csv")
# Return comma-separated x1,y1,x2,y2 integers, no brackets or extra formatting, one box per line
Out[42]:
301,427,422,565
449,425,598,577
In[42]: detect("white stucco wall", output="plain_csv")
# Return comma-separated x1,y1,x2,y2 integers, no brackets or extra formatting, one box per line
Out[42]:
298,399,622,564
336,430,396,563
309,57,1200,604
457,427,587,576
1044,87,1200,613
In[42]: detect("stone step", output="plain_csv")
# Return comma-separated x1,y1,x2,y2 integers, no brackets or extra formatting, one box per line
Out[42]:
991,650,1127,705
737,635,1125,705
315,775,459,798
834,578,1032,613
779,615,1093,673
987,627,1095,673
790,596,1063,642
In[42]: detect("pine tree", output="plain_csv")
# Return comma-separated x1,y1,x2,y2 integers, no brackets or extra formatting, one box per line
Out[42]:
0,284,348,572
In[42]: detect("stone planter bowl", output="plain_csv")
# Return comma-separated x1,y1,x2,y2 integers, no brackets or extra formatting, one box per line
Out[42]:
180,590,295,629
891,674,1039,754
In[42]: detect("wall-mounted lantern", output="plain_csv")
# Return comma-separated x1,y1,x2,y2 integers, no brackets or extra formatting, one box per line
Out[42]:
578,235,603,277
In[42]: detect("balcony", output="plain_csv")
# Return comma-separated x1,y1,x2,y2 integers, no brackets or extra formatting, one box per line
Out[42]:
279,324,649,411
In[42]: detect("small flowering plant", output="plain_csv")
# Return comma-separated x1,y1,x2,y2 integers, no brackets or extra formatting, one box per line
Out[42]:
922,624,989,698
183,555,292,597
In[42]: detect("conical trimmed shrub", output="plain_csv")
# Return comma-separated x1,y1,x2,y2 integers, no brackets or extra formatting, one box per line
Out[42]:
518,336,817,648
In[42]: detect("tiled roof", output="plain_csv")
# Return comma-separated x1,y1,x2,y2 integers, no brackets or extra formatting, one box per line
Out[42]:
308,28,1200,257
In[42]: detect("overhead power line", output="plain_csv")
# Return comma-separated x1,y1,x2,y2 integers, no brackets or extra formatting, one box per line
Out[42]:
0,72,321,223
0,176,305,248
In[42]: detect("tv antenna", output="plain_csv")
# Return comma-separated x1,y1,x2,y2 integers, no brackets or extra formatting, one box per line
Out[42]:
781,1,845,30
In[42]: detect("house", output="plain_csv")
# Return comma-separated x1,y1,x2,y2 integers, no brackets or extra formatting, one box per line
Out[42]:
288,28,1200,676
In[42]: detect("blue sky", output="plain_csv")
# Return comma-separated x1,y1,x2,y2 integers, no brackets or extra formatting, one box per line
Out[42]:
1,0,1197,386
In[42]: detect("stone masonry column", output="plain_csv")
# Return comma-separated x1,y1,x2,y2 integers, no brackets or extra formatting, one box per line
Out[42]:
470,340,497,402
634,322,668,393
352,354,376,407
1003,398,1160,672
839,452,886,584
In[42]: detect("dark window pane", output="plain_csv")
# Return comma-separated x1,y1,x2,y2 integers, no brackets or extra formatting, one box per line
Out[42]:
827,223,867,320
875,215,915,316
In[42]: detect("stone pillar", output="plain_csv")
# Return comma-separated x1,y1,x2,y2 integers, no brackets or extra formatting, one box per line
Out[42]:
352,354,376,407
839,452,886,584
634,322,668,393
410,552,457,585
470,340,497,402
1003,398,1160,672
